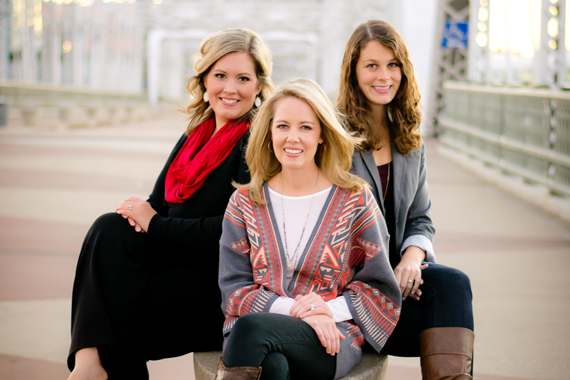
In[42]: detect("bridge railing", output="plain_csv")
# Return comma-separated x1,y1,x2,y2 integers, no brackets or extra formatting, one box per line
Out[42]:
439,81,570,197
0,82,181,129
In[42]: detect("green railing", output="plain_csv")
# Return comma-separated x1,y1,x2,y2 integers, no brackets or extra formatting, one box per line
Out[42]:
440,81,570,197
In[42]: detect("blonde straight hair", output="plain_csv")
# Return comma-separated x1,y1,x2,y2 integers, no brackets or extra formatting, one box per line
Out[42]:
243,78,367,205
184,28,274,135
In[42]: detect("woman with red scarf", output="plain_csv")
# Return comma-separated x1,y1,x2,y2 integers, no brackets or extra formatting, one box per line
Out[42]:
67,28,273,380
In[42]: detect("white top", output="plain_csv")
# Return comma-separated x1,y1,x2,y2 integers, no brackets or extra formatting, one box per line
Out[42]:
267,186,353,323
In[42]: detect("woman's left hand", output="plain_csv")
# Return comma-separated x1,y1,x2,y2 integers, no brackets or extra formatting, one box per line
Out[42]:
302,315,345,355
394,246,428,301
115,197,157,233
290,292,333,319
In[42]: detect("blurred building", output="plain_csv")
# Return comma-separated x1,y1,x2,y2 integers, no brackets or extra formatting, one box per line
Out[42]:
0,0,404,103
0,0,147,93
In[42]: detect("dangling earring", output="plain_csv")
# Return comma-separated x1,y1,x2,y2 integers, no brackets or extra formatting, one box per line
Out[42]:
203,92,209,103
255,97,261,107
387,108,393,123
267,140,273,153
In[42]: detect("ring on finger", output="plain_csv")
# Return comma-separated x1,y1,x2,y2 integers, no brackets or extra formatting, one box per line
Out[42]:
310,302,315,311
128,204,133,211
408,279,413,283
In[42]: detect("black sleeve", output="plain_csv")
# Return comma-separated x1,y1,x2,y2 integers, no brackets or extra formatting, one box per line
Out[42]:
146,132,251,249
147,133,187,216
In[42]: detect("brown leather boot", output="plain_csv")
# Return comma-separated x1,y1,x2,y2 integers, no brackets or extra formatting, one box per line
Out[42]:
214,356,262,380
419,327,475,380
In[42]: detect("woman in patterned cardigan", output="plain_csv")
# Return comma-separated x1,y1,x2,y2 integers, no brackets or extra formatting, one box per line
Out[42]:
217,78,401,380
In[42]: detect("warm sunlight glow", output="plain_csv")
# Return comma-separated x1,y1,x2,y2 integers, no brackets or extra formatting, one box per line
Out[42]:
489,0,540,59
477,32,488,47
548,17,559,37
62,41,72,53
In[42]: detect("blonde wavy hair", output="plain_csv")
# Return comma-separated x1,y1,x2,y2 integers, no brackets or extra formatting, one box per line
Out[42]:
184,28,274,135
337,20,422,155
243,78,367,205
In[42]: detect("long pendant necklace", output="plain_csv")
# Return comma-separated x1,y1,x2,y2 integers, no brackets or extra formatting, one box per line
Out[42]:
281,171,319,270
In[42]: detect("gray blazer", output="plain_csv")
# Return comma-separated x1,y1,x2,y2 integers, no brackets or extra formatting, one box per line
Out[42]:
351,141,436,262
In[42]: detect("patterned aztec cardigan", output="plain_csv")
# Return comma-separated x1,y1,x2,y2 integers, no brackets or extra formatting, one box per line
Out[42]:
219,183,401,379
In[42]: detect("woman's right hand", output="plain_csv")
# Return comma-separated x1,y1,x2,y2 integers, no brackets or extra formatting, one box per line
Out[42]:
302,315,345,356
290,292,333,319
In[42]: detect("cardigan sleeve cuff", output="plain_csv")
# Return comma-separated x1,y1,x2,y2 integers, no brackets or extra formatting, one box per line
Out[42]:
327,296,353,323
401,234,436,263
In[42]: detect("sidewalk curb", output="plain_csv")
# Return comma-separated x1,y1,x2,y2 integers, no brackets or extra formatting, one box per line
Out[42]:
437,145,570,225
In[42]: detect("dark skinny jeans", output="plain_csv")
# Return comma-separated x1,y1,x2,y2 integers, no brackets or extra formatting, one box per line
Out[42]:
223,313,336,380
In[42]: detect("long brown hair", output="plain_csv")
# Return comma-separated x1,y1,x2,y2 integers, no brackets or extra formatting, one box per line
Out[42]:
337,20,422,155
184,28,273,135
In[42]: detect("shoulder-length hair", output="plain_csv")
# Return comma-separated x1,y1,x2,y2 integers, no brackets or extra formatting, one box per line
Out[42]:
337,20,422,155
244,78,367,205
184,28,274,135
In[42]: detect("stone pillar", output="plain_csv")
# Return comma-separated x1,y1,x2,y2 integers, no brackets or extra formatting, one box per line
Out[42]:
468,0,490,83
72,4,83,87
534,0,566,88
89,17,102,90
319,0,345,97
131,25,144,93
18,0,33,82
50,5,61,85
147,29,164,104
0,0,10,80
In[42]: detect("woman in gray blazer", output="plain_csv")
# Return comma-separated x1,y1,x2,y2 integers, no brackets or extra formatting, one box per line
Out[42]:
337,20,474,380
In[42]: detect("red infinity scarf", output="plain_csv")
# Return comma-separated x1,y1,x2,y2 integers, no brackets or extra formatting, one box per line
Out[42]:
165,117,250,203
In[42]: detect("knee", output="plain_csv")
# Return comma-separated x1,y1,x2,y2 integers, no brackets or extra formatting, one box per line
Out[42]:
231,314,270,340
423,265,472,299
447,268,472,299
90,212,130,234
81,212,144,264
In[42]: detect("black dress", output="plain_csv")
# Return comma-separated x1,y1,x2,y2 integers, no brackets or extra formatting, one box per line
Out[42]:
68,132,250,376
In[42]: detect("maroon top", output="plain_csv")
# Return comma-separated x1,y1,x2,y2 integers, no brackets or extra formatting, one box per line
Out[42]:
378,162,399,269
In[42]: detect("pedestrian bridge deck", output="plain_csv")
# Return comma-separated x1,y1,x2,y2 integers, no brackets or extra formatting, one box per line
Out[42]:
0,117,568,380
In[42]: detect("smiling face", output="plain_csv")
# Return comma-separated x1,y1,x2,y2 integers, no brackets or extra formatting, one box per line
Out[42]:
271,96,323,173
355,40,402,114
203,51,261,129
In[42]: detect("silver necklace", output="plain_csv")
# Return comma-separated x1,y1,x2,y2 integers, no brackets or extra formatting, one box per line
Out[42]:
280,171,319,270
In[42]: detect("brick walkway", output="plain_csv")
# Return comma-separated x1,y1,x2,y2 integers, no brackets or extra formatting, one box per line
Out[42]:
0,118,568,380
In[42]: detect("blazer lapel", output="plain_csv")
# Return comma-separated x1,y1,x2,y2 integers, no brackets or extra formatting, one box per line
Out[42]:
360,150,386,215
391,142,406,226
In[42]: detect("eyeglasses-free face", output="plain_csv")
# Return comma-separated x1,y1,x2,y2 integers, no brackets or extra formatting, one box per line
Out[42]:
203,51,261,130
271,96,323,173
356,40,402,113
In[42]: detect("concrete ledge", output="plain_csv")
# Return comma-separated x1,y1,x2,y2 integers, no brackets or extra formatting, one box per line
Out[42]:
4,103,179,130
438,144,570,224
194,351,388,380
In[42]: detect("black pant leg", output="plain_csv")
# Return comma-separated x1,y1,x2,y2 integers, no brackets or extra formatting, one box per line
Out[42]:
68,213,225,376
69,213,157,371
222,313,336,380
141,265,225,359
380,263,474,357
421,263,473,330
